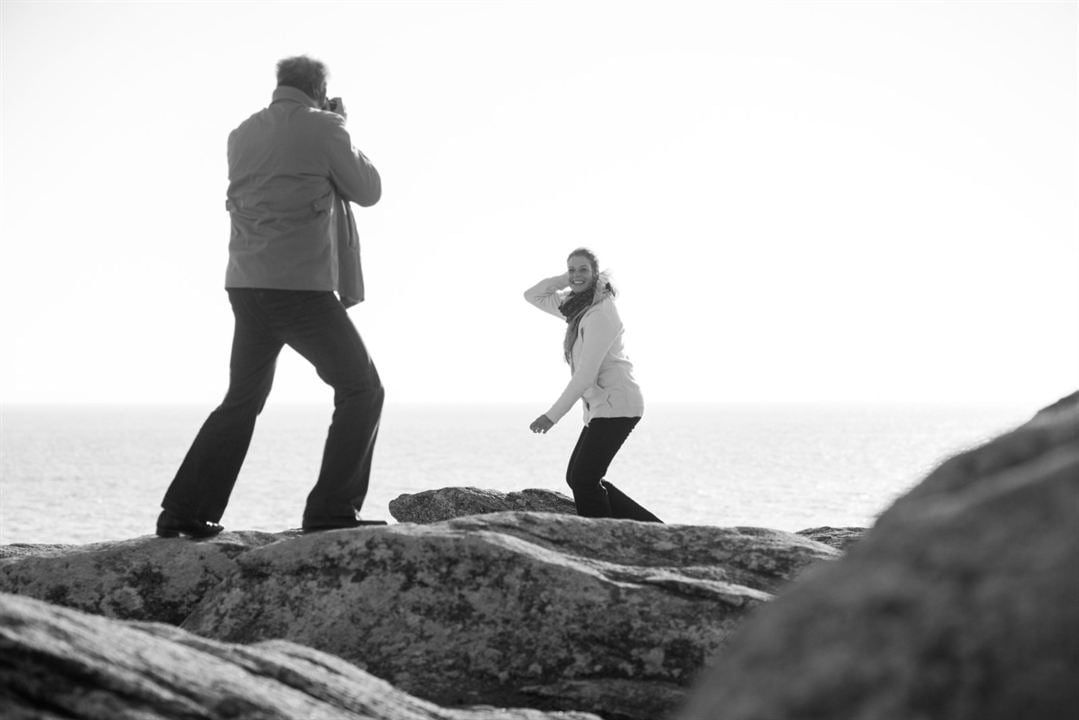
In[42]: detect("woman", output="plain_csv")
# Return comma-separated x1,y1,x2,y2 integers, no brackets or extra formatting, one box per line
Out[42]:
525,248,661,522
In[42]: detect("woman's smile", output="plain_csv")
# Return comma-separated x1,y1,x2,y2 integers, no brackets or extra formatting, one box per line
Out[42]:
567,256,595,293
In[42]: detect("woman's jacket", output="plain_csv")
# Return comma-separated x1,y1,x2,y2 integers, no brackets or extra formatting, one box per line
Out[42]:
524,276,645,424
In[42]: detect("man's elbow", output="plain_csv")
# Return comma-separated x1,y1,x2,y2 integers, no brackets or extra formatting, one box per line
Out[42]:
355,180,381,207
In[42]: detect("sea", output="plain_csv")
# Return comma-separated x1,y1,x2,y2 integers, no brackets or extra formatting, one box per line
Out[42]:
0,402,1031,546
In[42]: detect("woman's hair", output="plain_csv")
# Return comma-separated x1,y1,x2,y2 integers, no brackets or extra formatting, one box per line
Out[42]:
566,247,616,296
276,55,328,102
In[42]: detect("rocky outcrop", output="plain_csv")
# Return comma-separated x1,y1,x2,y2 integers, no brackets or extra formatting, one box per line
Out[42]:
0,531,284,624
0,543,73,561
679,391,1079,720
794,525,865,551
390,487,577,523
178,512,837,720
0,510,838,719
390,489,868,552
0,592,601,720
1032,388,1079,420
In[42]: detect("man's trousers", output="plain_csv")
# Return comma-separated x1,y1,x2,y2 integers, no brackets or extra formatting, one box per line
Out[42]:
161,289,384,528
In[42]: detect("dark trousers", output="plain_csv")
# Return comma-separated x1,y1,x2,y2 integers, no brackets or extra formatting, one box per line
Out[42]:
161,289,384,527
565,417,662,522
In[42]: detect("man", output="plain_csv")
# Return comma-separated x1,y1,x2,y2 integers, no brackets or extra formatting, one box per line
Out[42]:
156,55,384,538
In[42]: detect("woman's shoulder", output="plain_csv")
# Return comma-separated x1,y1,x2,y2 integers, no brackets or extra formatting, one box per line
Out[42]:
583,294,621,323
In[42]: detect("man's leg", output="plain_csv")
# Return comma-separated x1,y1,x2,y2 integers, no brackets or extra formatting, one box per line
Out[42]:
161,289,282,525
275,292,384,528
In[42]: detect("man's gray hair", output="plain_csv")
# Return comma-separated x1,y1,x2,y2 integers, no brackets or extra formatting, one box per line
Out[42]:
276,56,328,101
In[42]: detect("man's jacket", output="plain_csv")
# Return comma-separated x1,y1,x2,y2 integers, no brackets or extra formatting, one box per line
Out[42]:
224,86,381,305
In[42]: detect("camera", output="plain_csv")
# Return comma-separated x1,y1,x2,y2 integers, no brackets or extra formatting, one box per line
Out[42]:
322,96,343,114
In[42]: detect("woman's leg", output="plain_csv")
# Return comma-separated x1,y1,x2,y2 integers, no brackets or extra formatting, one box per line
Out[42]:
565,425,611,517
602,481,663,522
565,417,641,518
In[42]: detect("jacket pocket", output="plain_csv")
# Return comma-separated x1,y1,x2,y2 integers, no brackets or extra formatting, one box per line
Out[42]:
312,194,334,215
583,386,611,411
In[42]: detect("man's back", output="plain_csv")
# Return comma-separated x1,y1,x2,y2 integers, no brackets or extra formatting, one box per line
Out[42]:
225,85,380,292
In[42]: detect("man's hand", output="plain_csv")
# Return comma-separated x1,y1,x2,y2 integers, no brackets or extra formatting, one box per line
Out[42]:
529,414,555,434
326,96,347,119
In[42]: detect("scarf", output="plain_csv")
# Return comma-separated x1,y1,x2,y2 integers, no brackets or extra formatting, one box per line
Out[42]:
559,286,597,364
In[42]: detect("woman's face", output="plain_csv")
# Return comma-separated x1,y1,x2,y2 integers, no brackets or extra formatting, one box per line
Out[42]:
567,256,595,294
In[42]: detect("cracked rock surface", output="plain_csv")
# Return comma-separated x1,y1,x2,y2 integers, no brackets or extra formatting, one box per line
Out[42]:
0,592,601,720
179,513,835,719
0,531,284,624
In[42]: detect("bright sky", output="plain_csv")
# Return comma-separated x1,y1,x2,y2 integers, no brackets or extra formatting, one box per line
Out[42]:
1,0,1076,408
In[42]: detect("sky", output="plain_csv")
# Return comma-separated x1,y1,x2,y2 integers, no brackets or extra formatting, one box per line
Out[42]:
1,0,1077,409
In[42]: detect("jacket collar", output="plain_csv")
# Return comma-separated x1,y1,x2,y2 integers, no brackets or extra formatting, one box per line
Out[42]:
589,272,614,305
271,85,319,108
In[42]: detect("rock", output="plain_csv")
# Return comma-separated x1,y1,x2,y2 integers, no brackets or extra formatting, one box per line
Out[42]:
1032,388,1079,421
0,592,601,720
390,487,577,523
678,391,1079,720
0,531,284,624
795,526,866,551
0,543,74,561
179,512,837,720
433,512,832,595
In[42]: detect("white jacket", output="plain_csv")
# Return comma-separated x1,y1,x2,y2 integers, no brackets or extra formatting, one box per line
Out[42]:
525,276,645,424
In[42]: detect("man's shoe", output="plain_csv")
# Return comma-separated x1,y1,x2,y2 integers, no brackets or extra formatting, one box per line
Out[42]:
156,510,224,539
301,518,388,534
